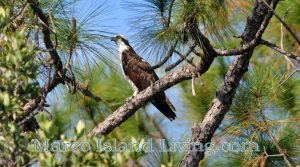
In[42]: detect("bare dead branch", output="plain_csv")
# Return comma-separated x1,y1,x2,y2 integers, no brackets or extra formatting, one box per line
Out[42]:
174,50,197,68
280,8,294,67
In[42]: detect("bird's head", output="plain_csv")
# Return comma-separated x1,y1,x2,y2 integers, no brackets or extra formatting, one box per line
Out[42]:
111,34,129,46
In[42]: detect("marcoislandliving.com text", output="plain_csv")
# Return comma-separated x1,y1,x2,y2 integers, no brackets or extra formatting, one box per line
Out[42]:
32,138,260,154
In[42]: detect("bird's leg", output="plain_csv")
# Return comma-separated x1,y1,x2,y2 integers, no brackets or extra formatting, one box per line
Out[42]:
133,89,139,96
125,96,132,103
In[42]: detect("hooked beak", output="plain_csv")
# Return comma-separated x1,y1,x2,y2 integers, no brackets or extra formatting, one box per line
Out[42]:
111,37,117,42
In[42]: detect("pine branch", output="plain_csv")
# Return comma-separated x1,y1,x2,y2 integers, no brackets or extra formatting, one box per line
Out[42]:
180,0,279,166
257,97,293,167
21,0,101,131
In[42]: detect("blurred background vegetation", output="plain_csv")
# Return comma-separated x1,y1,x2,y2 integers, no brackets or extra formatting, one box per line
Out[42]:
0,0,299,166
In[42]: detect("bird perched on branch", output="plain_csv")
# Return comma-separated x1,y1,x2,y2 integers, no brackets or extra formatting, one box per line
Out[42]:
111,35,176,120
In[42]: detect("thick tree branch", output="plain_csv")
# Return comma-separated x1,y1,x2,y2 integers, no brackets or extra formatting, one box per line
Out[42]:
27,0,62,72
180,0,279,166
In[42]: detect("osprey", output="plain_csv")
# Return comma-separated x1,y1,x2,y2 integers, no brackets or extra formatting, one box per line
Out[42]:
111,35,176,120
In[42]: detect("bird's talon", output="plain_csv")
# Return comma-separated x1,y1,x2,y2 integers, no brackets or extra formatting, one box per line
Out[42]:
125,96,134,103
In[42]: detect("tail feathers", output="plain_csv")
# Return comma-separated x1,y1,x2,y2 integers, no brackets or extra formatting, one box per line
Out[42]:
151,95,176,121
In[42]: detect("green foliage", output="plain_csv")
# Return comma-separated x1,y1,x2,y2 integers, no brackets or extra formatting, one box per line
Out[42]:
30,116,147,166
0,7,39,166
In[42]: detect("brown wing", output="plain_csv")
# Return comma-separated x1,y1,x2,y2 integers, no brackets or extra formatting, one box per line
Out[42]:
122,49,158,90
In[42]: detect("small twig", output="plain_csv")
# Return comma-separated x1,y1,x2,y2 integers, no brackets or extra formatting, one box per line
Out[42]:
280,8,294,67
191,49,204,58
151,40,178,70
264,147,284,157
260,39,300,62
262,0,300,45
17,110,39,126
165,46,195,71
279,69,298,86
63,76,102,102
233,34,242,38
10,3,28,28
174,50,197,68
